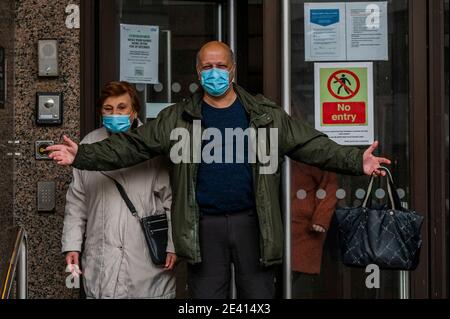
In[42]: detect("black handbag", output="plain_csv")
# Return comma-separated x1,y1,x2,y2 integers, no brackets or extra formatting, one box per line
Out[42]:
104,174,168,266
335,166,424,270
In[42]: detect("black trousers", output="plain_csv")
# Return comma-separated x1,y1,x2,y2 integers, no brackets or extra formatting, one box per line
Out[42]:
187,210,275,299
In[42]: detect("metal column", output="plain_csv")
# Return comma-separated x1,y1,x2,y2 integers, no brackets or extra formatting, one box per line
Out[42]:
162,30,172,104
228,0,237,59
17,238,28,299
399,202,410,299
217,3,223,41
281,0,292,299
228,0,238,299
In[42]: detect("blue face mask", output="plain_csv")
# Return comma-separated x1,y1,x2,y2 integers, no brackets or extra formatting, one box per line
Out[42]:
102,114,131,133
200,68,230,97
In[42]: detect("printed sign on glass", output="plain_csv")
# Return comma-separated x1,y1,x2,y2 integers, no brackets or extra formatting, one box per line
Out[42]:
120,24,159,84
314,62,374,145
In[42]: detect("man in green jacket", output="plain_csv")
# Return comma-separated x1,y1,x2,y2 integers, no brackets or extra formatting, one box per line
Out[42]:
48,41,390,299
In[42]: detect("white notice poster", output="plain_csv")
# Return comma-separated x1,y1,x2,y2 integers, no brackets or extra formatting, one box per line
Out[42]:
346,2,388,60
304,3,346,61
305,2,388,61
314,62,374,145
120,24,159,84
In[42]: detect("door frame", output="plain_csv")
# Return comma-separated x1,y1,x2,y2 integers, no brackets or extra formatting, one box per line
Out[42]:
427,0,448,299
409,0,448,299
80,0,98,138
408,0,429,299
278,0,447,299
80,0,447,298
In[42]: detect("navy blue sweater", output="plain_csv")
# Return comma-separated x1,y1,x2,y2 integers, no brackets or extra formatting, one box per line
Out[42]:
195,98,255,214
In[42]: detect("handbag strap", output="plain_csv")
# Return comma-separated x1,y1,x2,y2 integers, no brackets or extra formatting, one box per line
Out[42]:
100,172,140,219
362,166,401,210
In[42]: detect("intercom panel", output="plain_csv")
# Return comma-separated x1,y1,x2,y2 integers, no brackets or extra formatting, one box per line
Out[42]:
38,39,59,77
37,181,56,212
36,92,63,125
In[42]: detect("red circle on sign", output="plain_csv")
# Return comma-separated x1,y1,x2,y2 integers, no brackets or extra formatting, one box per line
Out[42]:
327,69,360,100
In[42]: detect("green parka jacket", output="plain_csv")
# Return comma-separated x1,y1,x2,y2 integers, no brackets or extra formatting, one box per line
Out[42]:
73,84,364,266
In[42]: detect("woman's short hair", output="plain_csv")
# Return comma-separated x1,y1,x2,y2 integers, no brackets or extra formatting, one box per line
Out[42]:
97,81,141,114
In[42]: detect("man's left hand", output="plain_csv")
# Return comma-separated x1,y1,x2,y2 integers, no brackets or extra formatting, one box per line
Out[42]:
363,141,391,176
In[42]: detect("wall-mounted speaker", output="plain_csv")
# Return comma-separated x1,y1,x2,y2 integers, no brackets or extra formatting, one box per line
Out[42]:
38,39,59,77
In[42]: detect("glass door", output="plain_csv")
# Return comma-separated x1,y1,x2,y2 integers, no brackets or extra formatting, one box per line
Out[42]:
110,0,228,298
94,0,267,298
106,0,226,123
285,0,411,298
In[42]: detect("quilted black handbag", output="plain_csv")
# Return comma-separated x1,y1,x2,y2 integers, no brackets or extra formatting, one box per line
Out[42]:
102,173,168,266
335,166,424,270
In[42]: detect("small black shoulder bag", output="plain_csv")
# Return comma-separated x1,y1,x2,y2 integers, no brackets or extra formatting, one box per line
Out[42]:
103,174,168,266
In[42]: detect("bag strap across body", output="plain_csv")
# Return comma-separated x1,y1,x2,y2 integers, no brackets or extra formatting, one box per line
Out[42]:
100,172,169,266
100,172,163,221
100,172,141,219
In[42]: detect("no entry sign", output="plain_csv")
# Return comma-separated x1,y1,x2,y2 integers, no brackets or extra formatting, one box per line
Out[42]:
314,62,374,146
327,69,360,100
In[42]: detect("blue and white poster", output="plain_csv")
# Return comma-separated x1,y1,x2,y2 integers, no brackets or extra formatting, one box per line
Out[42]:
305,2,388,61
304,3,346,61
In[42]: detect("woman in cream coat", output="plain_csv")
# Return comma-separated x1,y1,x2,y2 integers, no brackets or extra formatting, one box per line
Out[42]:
61,81,176,299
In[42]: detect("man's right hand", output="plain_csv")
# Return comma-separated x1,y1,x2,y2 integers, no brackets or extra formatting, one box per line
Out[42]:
47,135,78,166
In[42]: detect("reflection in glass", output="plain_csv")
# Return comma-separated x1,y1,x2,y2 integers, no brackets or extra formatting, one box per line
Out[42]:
290,0,409,298
291,162,339,298
117,0,221,116
116,0,223,298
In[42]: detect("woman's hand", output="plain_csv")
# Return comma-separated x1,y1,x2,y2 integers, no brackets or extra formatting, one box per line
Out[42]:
164,252,177,270
65,251,82,276
47,135,79,166
311,224,326,233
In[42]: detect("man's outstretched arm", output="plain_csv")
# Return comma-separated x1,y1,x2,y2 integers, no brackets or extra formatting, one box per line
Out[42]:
47,108,174,171
279,110,391,176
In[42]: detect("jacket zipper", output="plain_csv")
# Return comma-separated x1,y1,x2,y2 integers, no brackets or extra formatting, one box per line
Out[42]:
188,116,202,263
192,153,201,263
250,113,268,266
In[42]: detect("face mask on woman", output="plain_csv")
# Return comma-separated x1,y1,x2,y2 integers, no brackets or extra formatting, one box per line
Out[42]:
102,114,132,133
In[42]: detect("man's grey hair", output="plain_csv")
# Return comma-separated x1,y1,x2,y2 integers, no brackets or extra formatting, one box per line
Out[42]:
196,47,235,67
